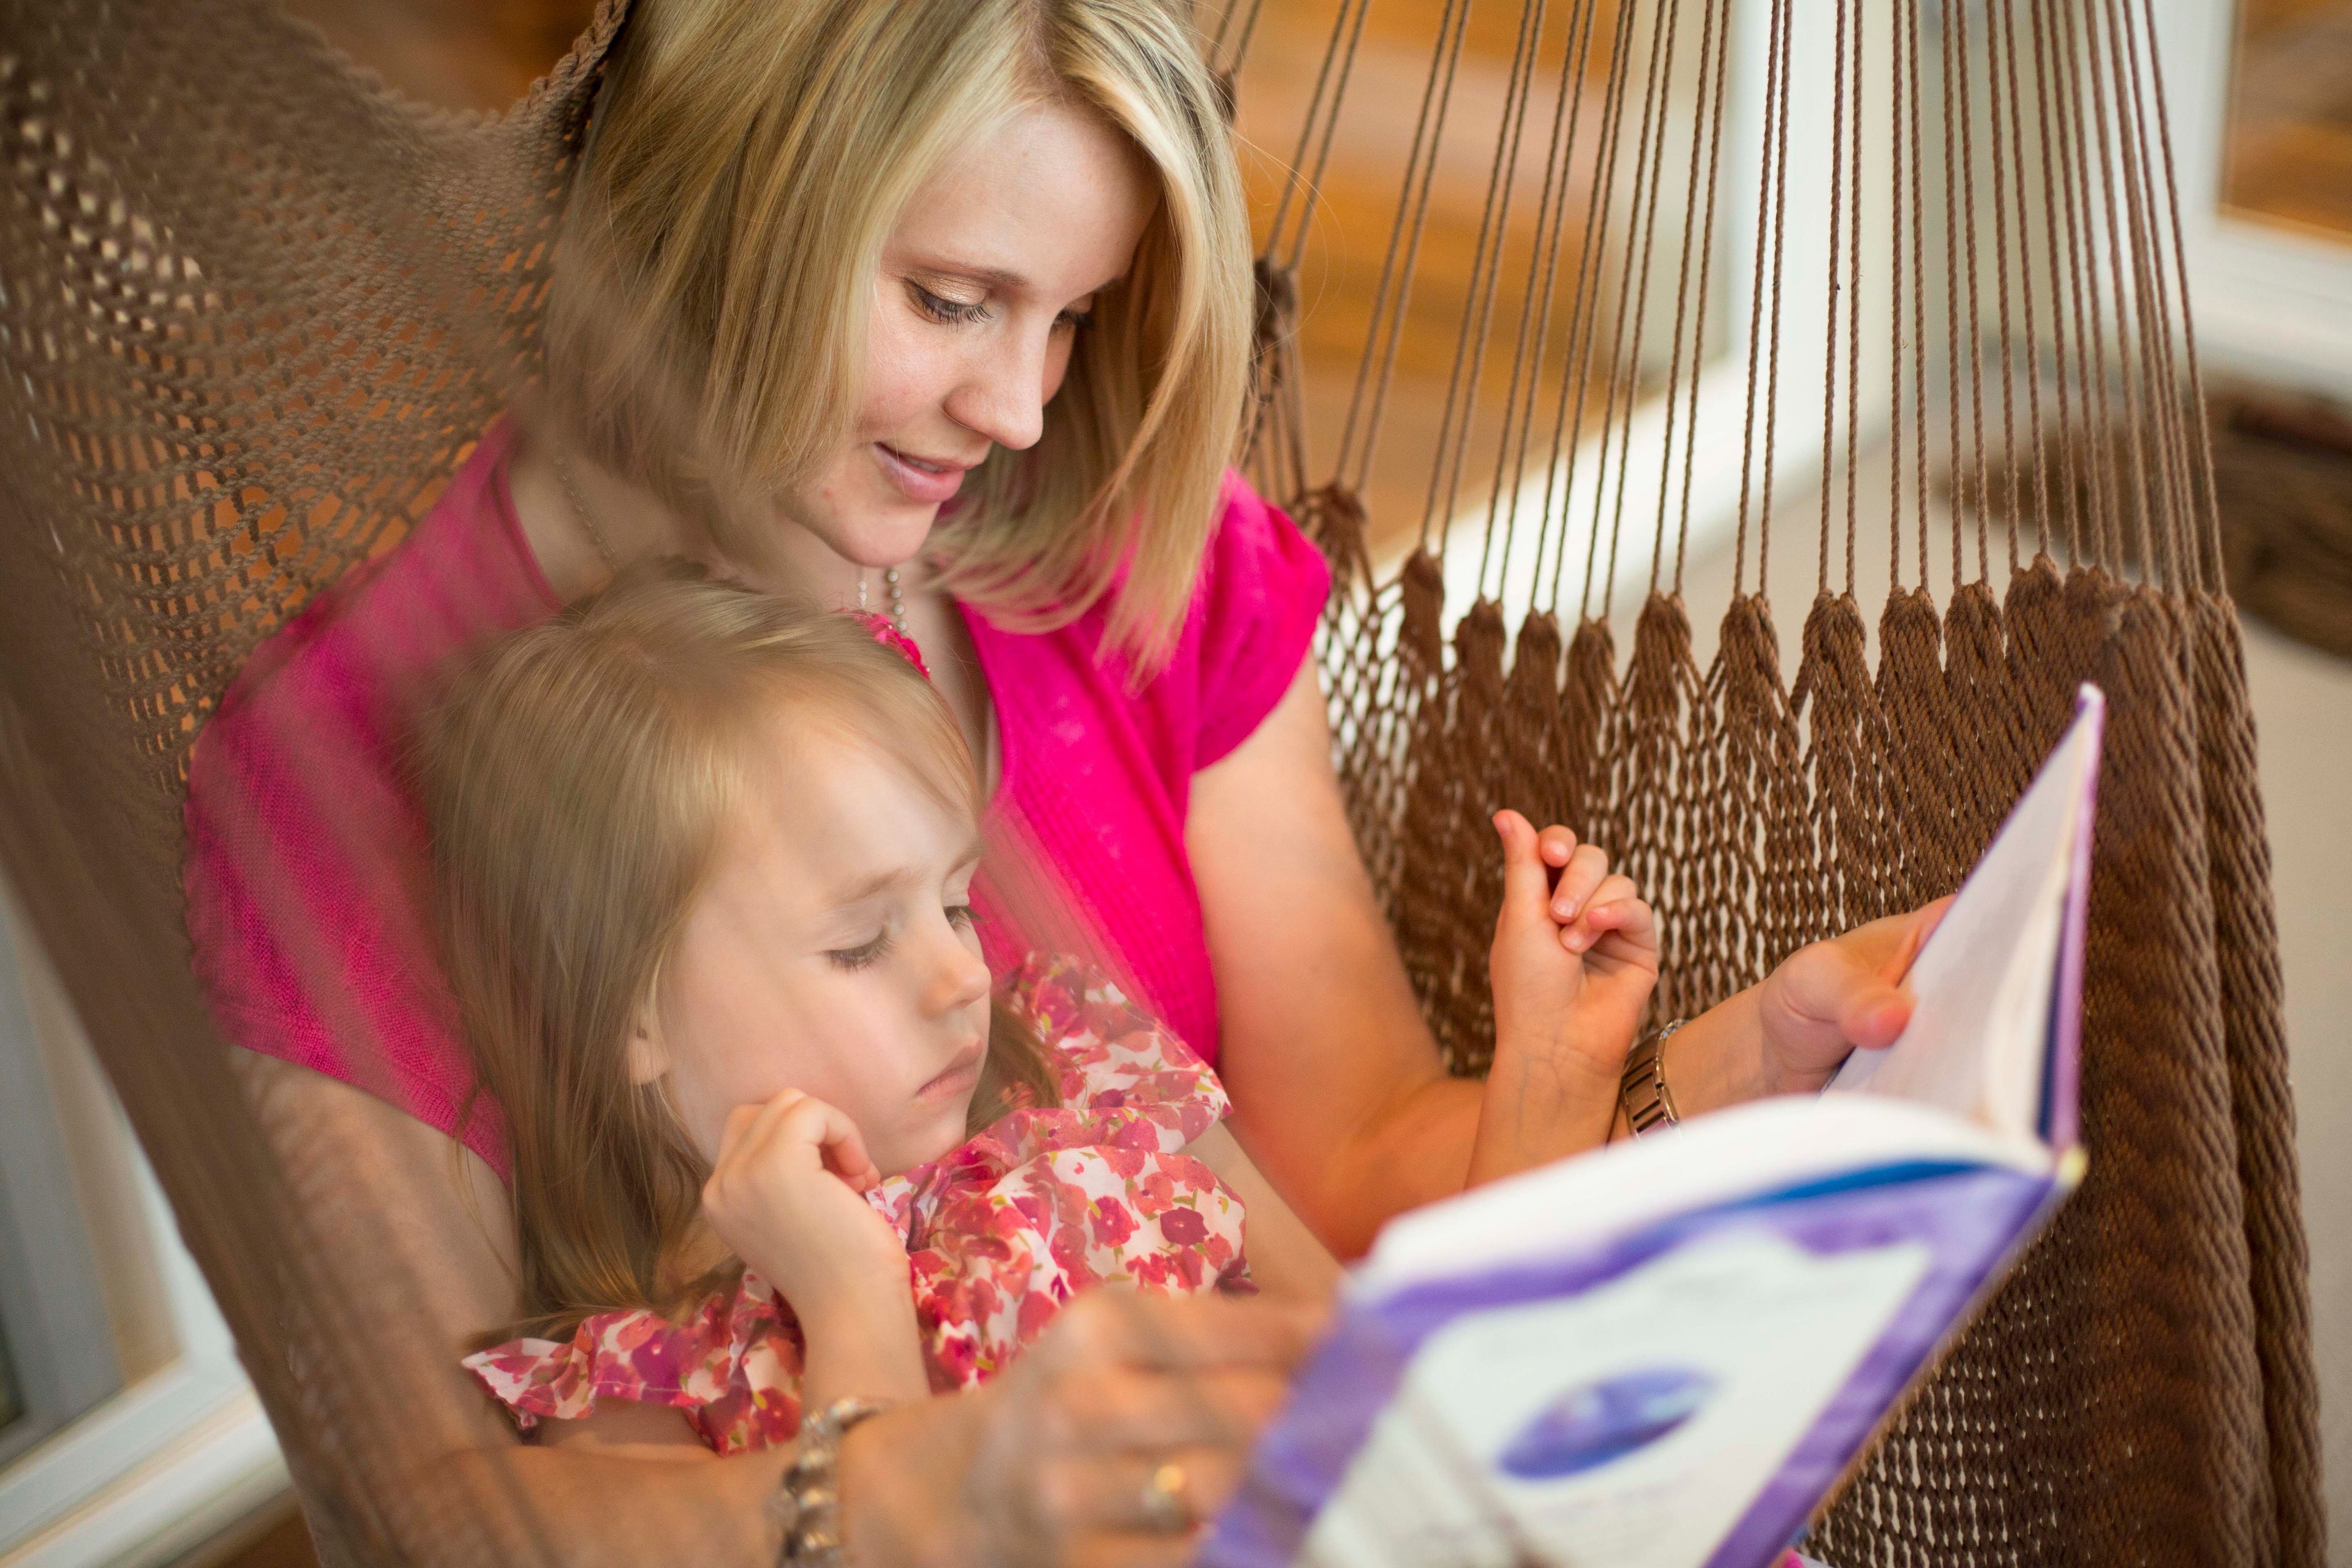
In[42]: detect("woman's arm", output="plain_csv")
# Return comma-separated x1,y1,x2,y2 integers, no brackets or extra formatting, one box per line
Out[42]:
244,1054,1308,1567
1190,663,1953,1259
1184,1121,1341,1303
1186,667,1483,1259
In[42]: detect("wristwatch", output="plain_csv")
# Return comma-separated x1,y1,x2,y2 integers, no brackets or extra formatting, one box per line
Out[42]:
771,1396,892,1566
1619,1019,1686,1137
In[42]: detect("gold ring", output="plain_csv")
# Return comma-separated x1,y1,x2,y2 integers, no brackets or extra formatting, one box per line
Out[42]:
1139,1459,1190,1532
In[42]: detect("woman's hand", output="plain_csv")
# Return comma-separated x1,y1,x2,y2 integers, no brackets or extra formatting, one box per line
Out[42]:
1661,897,1956,1117
701,1089,905,1322
1751,895,1954,1093
837,1290,1325,1568
1472,812,1659,1183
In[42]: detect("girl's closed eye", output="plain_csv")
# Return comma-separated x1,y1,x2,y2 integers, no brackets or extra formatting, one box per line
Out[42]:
946,902,978,930
827,928,892,971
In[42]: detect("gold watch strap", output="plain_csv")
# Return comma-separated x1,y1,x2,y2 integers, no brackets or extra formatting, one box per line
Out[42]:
1619,1019,1686,1137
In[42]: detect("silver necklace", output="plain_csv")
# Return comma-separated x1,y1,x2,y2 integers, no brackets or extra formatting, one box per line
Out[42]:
551,447,620,575
859,565,910,636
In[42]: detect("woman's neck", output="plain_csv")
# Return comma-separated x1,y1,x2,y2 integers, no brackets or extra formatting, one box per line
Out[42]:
505,425,997,790
508,429,870,609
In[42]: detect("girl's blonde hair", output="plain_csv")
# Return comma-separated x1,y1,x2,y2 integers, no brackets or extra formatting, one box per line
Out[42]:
415,570,1058,1340
548,0,1254,671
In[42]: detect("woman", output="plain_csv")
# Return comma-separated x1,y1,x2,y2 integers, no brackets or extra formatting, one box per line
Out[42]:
184,1,1942,1561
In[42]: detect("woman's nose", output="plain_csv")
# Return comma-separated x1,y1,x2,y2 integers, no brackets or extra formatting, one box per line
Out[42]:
943,328,1058,452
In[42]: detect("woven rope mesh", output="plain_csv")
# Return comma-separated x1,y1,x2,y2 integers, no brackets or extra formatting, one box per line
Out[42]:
0,0,2323,1564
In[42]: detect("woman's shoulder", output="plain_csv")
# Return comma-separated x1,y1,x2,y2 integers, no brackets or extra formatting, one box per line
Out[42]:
1177,470,1331,769
192,419,553,756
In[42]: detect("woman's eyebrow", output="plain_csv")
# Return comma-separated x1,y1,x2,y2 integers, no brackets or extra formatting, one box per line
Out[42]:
933,262,1123,300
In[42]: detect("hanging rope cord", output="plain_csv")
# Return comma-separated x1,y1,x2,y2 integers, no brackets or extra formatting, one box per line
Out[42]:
1216,2,2324,1563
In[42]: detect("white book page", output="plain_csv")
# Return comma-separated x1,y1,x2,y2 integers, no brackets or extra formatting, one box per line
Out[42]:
1827,692,2100,1141
1362,1093,2043,1294
1304,1232,1932,1568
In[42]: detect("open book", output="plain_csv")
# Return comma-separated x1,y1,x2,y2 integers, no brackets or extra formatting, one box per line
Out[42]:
1203,685,2105,1568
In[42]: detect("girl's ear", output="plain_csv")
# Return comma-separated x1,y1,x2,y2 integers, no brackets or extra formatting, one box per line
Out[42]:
624,1002,670,1087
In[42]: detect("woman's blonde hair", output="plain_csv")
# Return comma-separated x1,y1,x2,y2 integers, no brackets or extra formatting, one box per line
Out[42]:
548,0,1254,671
415,569,1058,1340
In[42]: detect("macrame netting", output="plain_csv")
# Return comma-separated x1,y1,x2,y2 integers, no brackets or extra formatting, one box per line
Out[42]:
0,1,2322,1566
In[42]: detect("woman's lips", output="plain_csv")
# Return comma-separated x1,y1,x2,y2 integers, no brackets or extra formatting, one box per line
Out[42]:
874,442,969,505
915,1041,985,1102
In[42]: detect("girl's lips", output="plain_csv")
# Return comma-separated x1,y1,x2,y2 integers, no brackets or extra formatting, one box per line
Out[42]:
874,442,968,505
915,1041,985,1102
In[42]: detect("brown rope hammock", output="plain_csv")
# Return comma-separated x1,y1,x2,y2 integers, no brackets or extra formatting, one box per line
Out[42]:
0,1,2322,1564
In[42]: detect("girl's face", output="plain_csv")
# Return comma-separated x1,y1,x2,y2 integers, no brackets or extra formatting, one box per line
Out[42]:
635,720,993,1177
769,98,1159,573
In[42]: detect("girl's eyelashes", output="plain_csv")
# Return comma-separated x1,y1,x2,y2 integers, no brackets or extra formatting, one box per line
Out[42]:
946,902,978,930
826,930,892,971
907,280,1093,333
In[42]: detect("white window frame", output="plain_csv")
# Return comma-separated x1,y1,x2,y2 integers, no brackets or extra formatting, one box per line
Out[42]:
2146,0,2352,404
0,889,287,1568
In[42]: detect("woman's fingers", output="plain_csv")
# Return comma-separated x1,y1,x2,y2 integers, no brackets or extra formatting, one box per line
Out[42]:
1042,1361,1295,1450
1034,1445,1248,1532
1038,1289,1327,1376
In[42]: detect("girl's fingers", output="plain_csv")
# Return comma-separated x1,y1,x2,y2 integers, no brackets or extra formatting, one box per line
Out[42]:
1578,895,1656,942
777,1094,880,1189
1550,842,1613,922
1536,823,1579,868
1492,811,1554,929
712,1101,764,1167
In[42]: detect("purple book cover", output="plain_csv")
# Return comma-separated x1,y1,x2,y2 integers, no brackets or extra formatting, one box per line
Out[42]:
1200,688,2104,1568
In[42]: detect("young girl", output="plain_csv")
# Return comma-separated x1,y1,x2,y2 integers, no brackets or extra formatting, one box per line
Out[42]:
418,569,1656,1456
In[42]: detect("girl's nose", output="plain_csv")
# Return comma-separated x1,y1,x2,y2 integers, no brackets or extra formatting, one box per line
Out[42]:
925,920,993,1017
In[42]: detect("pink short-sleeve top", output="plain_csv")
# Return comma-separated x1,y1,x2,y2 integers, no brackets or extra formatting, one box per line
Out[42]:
181,420,1329,1172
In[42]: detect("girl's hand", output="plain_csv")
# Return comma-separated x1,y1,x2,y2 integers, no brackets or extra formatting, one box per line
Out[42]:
1473,811,1659,1183
1487,811,1660,1086
700,1089,907,1323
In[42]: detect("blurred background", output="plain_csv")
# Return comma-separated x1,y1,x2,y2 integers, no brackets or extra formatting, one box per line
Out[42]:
1,1,2347,1564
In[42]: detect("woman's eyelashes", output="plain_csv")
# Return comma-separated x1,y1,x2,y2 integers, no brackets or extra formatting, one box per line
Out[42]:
906,281,1092,333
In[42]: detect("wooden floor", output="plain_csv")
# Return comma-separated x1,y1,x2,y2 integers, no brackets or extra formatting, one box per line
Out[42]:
2226,0,2352,239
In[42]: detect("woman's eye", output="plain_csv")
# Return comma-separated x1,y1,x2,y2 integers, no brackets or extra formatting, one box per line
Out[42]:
910,283,989,326
946,903,978,930
827,932,892,971
1052,306,1094,334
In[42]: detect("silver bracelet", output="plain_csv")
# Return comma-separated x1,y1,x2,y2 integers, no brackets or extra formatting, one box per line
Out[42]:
769,1396,891,1567
1619,1019,1687,1137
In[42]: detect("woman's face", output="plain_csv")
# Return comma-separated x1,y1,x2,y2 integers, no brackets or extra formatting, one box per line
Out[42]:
636,720,994,1177
774,99,1159,570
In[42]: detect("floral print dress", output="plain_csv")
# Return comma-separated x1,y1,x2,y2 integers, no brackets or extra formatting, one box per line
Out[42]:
463,957,1253,1455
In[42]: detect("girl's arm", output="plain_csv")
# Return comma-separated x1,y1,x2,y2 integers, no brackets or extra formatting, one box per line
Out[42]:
1183,1121,1343,1303
699,1090,931,1411
250,1053,1309,1566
